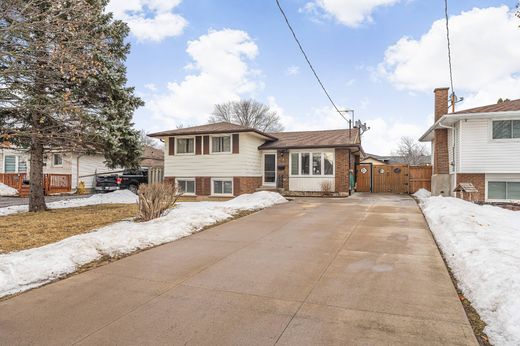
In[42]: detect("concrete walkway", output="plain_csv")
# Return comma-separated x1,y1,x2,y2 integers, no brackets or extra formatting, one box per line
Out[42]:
0,194,477,345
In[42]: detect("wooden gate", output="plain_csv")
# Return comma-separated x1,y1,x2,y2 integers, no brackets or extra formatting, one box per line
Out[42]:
372,164,409,194
355,163,372,192
44,174,72,194
409,166,432,193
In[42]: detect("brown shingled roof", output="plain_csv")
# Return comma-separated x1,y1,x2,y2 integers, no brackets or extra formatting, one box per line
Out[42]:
452,99,520,115
148,122,276,139
259,128,361,150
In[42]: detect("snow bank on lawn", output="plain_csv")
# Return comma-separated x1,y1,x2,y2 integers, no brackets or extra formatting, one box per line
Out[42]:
0,191,287,298
412,188,431,200
416,193,520,346
0,183,18,197
0,190,137,216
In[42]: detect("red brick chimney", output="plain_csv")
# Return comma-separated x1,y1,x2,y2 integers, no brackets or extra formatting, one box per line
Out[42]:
433,88,449,175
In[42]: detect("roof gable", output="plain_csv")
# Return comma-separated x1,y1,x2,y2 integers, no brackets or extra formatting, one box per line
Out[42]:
259,128,361,150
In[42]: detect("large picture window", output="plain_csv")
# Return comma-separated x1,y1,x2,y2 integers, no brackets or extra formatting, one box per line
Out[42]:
492,120,520,139
176,138,195,154
488,181,520,200
290,152,334,176
4,155,16,173
211,135,231,153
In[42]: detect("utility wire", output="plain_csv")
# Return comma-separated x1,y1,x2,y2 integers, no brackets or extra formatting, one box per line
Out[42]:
444,0,455,95
274,0,349,123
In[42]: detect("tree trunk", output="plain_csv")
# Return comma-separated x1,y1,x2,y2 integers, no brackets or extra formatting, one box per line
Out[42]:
28,139,47,212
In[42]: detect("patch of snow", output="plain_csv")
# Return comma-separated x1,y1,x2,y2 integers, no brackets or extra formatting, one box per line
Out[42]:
412,188,431,199
0,192,287,298
0,190,138,216
416,194,520,346
0,183,18,197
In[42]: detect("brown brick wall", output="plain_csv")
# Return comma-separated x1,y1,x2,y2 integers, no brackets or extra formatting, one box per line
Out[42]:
434,129,449,174
164,177,175,184
434,87,449,122
335,148,350,193
456,173,485,202
277,149,289,191
195,177,211,196
234,177,262,195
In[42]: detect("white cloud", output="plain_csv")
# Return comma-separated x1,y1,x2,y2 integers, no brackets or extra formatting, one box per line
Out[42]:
142,29,261,130
144,83,157,91
286,65,300,75
302,0,401,27
379,6,520,109
107,0,187,42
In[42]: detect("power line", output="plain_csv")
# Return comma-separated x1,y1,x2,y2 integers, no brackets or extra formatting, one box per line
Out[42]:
444,0,455,94
274,0,349,123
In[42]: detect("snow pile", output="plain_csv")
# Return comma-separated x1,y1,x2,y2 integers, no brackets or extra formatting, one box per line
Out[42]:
0,190,138,216
0,183,18,197
0,191,287,297
412,188,431,199
415,193,520,346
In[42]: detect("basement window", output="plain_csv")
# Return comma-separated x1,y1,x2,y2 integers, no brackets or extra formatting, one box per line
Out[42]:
488,181,520,200
177,179,195,195
212,178,233,196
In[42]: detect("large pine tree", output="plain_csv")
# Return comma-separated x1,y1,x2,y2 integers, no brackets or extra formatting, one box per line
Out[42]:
0,0,143,211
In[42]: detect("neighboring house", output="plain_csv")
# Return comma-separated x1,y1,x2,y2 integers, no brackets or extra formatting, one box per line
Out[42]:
148,122,363,196
362,153,431,166
140,145,164,168
420,88,520,203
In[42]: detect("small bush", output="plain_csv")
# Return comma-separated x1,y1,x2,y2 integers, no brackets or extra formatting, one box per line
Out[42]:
321,180,333,195
137,182,181,221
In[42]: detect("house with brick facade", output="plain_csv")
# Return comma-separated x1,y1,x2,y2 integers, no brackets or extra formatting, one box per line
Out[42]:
420,88,520,202
148,122,363,197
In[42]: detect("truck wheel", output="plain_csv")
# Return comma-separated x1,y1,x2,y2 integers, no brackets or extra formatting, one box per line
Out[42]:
129,184,138,194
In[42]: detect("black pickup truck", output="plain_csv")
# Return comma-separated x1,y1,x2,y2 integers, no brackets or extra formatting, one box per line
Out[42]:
95,169,148,194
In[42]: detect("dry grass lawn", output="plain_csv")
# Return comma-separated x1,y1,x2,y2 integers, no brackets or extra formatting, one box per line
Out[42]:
0,204,138,253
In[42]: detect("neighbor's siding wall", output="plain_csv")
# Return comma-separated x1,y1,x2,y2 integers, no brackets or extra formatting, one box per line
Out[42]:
459,118,520,173
164,133,264,178
77,155,120,188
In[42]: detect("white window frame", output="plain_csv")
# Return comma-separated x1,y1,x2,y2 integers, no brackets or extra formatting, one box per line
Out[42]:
209,134,232,154
211,178,233,196
486,179,520,202
175,136,196,155
3,154,27,173
289,150,335,177
52,153,63,167
489,119,520,143
176,178,196,196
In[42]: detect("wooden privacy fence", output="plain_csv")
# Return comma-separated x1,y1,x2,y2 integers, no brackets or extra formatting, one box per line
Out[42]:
355,164,432,194
0,173,27,192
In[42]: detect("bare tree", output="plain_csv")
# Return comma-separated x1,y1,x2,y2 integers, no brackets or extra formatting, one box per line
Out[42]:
392,136,430,165
139,130,160,148
209,99,284,132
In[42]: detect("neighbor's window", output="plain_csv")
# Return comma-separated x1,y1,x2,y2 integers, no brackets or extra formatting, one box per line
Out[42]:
301,153,310,175
324,153,334,175
488,181,520,200
177,179,195,195
18,157,27,173
312,153,322,175
4,155,16,173
211,135,231,153
291,153,299,175
176,138,195,154
492,120,520,139
213,179,233,195
53,153,63,166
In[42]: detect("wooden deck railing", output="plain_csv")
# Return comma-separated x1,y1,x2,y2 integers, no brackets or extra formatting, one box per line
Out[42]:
1,173,72,196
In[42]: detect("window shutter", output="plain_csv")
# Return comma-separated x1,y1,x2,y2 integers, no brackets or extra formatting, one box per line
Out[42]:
203,136,210,155
195,136,202,155
168,137,175,155
232,134,239,154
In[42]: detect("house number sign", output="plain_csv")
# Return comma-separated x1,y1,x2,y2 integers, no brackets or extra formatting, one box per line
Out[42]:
360,168,367,174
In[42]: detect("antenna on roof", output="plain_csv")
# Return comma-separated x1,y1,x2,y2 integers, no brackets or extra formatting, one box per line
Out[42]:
354,120,370,136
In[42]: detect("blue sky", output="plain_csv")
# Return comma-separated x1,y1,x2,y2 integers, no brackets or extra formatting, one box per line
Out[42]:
107,0,520,154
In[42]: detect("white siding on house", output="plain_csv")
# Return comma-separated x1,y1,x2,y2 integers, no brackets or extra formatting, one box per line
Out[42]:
289,177,335,192
459,118,520,173
77,155,121,188
164,133,264,177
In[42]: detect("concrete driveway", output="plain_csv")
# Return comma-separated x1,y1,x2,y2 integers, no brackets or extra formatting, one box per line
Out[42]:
0,194,476,345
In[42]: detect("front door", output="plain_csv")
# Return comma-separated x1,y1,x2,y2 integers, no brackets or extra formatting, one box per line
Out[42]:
263,153,276,186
